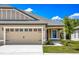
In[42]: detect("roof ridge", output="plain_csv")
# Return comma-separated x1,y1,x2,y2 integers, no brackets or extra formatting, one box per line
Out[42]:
23,10,51,21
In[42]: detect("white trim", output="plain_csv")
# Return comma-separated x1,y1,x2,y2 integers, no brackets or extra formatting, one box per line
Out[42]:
4,27,43,28
43,29,46,42
4,27,6,45
50,38,60,39
71,30,79,41
0,40,4,41
3,26,44,45
41,28,43,44
51,29,52,38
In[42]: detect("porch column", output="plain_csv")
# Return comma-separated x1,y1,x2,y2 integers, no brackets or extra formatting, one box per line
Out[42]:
43,28,46,42
47,29,51,40
63,28,66,40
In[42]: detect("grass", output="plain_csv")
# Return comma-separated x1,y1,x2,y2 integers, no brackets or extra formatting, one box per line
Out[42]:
43,40,79,53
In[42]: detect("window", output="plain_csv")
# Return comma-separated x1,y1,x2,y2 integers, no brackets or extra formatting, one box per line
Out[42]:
52,30,57,38
38,29,41,31
20,29,23,32
15,29,19,32
29,29,32,31
6,29,9,32
78,30,79,38
10,29,14,32
25,29,28,32
74,31,76,38
34,29,37,31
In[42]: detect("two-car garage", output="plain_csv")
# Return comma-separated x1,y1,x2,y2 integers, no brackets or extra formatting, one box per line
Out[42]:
3,27,43,45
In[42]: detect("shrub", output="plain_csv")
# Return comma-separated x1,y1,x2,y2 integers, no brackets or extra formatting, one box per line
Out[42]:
44,40,54,45
70,41,79,44
60,40,71,46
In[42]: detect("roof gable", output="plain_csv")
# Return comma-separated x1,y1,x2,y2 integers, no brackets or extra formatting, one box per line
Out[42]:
0,5,64,26
0,6,37,21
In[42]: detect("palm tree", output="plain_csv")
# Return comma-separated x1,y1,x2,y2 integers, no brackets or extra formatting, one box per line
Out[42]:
63,17,78,40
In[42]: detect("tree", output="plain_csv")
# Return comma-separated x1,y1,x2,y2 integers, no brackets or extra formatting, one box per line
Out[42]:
71,19,79,27
63,17,79,40
63,17,72,39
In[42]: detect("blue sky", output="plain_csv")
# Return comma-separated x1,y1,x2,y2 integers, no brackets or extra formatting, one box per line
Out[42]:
10,4,79,19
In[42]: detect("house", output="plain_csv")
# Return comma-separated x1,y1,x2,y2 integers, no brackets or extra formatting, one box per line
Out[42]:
71,26,79,41
0,5,64,45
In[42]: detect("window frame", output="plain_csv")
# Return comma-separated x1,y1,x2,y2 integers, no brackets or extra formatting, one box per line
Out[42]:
20,28,23,32
10,28,14,32
15,28,19,32
25,29,28,32
34,28,37,32
29,28,32,32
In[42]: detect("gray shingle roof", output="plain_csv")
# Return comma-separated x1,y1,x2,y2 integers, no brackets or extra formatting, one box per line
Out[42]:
49,20,64,26
23,11,64,26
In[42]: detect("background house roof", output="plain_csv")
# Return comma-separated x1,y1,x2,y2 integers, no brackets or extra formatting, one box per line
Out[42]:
0,5,64,26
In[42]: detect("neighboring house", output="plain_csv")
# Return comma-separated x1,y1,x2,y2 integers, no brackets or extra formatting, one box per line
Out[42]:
0,5,64,45
71,26,79,41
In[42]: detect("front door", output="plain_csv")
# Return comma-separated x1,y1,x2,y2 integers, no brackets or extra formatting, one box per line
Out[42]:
52,30,57,39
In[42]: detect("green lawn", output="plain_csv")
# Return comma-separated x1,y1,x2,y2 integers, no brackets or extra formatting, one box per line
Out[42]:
43,40,79,53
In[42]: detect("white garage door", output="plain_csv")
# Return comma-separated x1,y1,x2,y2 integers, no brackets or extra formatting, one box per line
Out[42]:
5,27,43,45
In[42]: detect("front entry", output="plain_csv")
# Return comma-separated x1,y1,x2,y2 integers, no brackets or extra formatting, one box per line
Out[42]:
51,30,59,40
52,30,57,38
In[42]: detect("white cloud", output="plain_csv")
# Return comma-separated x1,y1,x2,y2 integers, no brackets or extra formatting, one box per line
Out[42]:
69,13,79,19
51,16,62,20
25,8,33,12
70,13,79,16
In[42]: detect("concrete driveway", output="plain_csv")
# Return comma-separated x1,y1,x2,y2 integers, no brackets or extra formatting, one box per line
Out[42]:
0,45,43,54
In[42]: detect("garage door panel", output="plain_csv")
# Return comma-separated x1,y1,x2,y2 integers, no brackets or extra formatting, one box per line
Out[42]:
6,28,42,45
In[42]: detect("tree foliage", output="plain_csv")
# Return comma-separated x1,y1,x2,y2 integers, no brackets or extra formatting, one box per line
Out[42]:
63,17,79,39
